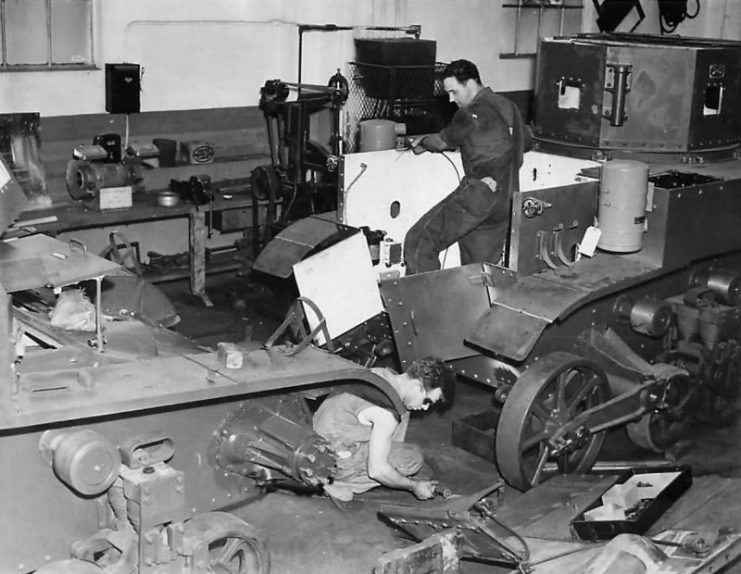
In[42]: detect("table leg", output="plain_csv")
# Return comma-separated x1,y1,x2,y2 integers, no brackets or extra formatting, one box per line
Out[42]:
189,210,213,307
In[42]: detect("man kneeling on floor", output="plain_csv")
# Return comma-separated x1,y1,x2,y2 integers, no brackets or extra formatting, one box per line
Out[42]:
313,357,456,504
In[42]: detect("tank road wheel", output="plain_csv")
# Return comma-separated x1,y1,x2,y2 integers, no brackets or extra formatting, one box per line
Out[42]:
496,352,609,491
34,559,102,573
184,511,270,574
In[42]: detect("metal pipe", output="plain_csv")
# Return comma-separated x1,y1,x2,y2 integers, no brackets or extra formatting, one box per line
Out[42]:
297,28,303,96
0,0,6,68
543,459,674,474
95,276,103,352
513,0,523,57
89,0,96,65
46,0,52,67
559,4,565,35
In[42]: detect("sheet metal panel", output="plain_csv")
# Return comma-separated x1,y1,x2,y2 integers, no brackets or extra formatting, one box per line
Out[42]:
467,305,549,362
467,253,663,361
251,213,350,279
662,178,741,268
535,40,604,149
600,42,694,151
381,263,494,368
293,232,383,344
689,48,741,150
509,180,599,276
0,234,120,292
10,346,400,428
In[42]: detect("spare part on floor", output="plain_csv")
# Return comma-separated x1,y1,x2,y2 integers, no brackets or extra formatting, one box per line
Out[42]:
378,482,532,568
99,231,181,328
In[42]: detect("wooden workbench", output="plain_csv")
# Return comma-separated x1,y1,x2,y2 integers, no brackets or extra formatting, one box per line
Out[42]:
9,188,261,306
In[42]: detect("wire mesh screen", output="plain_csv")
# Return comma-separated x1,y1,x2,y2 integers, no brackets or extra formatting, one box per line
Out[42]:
343,62,450,152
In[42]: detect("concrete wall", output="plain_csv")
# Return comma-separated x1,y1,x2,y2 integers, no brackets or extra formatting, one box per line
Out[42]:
1,0,380,117
4,1,738,117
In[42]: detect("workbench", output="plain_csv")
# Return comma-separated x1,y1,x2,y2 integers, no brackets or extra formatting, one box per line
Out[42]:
8,189,262,306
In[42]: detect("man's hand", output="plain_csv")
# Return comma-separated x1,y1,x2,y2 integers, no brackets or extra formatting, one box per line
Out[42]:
411,136,427,155
411,479,439,500
481,176,497,192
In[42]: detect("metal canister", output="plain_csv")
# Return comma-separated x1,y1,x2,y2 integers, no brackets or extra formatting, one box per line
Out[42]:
597,159,649,253
359,119,400,152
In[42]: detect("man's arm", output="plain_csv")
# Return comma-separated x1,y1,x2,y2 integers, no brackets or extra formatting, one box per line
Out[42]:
360,406,437,499
411,133,450,154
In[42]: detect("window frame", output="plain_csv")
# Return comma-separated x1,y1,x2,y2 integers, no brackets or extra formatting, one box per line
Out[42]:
0,0,96,71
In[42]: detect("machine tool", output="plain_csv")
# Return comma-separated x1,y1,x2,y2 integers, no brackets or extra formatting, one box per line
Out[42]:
251,72,349,256
66,135,155,210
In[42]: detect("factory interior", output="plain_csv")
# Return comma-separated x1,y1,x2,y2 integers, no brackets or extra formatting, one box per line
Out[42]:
4,1,741,573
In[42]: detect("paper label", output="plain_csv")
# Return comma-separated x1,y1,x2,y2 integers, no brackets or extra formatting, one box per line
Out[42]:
578,226,602,257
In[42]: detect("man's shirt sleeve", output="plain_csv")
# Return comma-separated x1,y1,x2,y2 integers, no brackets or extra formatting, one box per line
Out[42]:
439,108,474,149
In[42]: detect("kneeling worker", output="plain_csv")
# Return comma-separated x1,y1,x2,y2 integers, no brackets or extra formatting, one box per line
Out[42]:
313,357,456,503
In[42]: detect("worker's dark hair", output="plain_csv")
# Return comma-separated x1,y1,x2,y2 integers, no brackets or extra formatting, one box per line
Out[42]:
406,356,456,407
442,59,481,85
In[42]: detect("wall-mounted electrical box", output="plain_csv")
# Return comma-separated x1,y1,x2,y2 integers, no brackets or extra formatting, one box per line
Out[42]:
105,63,141,114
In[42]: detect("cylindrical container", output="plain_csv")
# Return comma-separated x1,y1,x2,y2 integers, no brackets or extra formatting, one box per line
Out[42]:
359,119,398,152
597,159,649,253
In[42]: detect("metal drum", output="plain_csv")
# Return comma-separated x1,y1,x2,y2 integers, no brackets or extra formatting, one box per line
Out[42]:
359,119,400,152
597,159,649,253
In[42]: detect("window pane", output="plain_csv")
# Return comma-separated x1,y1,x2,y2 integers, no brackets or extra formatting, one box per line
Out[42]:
51,0,92,64
5,0,48,65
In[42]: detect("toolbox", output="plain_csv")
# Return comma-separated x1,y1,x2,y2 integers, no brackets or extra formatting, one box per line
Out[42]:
571,465,693,541
451,409,500,462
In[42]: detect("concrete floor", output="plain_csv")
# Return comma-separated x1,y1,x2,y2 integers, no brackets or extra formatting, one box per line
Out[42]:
159,272,741,574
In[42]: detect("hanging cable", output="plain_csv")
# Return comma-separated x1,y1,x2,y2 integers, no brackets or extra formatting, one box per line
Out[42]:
441,151,461,183
658,0,700,35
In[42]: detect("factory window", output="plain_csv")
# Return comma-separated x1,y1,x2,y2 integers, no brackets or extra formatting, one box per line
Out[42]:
0,0,94,70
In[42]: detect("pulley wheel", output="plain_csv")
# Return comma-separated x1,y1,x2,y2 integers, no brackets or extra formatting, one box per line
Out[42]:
183,511,270,574
495,352,609,491
626,412,688,453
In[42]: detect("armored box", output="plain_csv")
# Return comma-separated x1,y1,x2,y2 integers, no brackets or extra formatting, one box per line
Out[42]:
533,34,741,156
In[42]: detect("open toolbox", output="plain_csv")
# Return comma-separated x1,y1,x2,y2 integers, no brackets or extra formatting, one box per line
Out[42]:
571,465,693,540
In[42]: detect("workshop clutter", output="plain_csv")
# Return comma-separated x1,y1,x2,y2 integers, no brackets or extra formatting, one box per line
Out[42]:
152,138,215,167
66,133,153,210
65,131,218,211
49,288,97,332
573,467,693,540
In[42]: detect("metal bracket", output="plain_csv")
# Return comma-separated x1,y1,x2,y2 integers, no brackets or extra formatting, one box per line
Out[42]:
554,228,574,267
603,63,633,127
536,230,558,270
264,296,335,356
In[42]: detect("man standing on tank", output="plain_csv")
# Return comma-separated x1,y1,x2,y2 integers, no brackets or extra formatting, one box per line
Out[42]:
403,59,529,274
